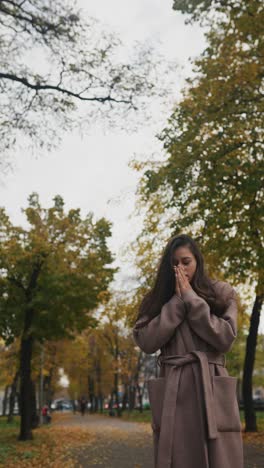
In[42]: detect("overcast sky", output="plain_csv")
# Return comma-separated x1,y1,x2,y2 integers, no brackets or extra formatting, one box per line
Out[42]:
1,0,261,330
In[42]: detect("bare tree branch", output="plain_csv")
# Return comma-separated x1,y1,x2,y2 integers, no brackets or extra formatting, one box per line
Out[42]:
0,72,133,105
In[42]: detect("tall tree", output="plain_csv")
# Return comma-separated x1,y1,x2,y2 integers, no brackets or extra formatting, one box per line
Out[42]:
0,0,171,166
172,0,258,23
132,0,264,431
0,193,116,440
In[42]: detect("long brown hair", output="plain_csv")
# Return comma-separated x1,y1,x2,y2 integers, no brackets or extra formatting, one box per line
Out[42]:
136,234,227,323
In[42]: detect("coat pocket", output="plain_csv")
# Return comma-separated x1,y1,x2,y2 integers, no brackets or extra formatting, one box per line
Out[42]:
212,376,242,432
147,377,166,432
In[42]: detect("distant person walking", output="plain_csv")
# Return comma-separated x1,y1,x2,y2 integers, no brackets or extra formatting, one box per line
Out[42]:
79,397,87,416
41,404,51,424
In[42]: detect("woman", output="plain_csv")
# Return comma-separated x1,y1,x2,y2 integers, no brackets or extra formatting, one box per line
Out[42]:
132,234,244,468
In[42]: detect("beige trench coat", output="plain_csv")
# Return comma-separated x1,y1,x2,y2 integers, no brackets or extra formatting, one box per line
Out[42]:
133,280,244,468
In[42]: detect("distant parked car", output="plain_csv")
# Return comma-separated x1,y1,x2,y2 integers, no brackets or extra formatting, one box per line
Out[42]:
51,399,73,411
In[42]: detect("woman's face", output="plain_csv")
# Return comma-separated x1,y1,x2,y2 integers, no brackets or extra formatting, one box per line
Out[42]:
172,246,197,283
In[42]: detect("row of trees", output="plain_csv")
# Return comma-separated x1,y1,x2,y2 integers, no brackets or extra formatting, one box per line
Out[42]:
0,287,153,423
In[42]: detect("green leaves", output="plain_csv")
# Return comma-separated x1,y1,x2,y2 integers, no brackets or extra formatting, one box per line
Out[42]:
0,193,116,343
132,0,263,289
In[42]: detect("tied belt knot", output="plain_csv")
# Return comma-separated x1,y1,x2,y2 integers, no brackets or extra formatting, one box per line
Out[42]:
155,350,226,468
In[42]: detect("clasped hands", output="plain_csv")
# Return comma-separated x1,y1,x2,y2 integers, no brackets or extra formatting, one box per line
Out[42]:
173,264,193,298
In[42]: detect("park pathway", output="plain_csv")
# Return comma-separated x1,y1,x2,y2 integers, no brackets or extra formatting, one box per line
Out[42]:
54,413,263,467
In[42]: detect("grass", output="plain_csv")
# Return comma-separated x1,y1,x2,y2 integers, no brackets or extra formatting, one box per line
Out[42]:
120,408,264,428
120,409,152,423
0,415,57,466
0,414,94,467
0,416,20,464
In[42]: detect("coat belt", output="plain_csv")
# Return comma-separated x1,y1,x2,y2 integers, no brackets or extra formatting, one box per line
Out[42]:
156,350,226,468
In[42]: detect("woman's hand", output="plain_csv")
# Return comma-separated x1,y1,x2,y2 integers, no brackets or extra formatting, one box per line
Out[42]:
173,265,182,297
174,264,193,296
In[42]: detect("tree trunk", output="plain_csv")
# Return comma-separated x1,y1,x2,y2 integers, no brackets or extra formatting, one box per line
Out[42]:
242,292,263,432
114,361,121,417
129,383,136,411
121,382,128,414
45,374,53,407
19,334,34,440
19,263,41,440
109,390,115,416
98,393,104,413
94,395,98,412
136,383,143,413
17,387,21,415
30,380,39,429
2,385,10,416
88,375,95,413
7,371,20,423
95,359,102,413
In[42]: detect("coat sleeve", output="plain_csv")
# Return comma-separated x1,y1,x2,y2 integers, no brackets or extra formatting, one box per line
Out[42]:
132,294,186,354
181,283,238,353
